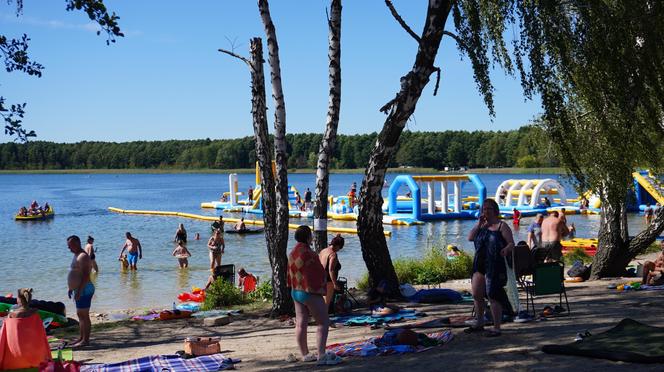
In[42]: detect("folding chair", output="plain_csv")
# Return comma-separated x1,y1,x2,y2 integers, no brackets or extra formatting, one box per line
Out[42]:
218,264,236,285
524,262,570,316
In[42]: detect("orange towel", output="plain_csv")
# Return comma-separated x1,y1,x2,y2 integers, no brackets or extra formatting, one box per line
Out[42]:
0,313,52,369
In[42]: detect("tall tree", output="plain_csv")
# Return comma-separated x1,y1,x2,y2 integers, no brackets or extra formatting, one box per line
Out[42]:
220,38,292,315
313,0,342,252
2,0,123,141
357,0,453,293
258,0,293,315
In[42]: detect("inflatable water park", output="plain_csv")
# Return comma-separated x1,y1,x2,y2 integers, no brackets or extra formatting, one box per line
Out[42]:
194,168,664,227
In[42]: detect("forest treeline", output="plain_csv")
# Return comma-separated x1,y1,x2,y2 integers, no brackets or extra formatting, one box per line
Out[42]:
0,125,559,170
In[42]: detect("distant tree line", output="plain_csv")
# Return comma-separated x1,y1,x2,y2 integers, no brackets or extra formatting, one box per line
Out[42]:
0,125,558,170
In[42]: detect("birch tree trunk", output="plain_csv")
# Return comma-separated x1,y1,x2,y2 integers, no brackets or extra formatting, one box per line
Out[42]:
245,37,291,315
357,0,452,294
314,0,342,252
258,0,293,316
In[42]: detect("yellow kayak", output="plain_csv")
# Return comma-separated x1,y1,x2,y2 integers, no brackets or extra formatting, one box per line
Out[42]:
15,208,55,221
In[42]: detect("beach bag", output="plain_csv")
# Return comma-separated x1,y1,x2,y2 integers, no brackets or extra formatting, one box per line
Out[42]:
183,337,221,356
39,350,80,372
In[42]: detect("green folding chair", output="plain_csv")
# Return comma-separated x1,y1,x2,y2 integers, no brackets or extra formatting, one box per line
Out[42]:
526,261,570,315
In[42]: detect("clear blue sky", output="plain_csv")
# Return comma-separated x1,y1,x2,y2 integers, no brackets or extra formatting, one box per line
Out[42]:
1,1,541,143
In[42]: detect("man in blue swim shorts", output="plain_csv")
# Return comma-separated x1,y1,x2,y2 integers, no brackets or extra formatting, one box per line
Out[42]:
118,232,143,270
67,235,94,348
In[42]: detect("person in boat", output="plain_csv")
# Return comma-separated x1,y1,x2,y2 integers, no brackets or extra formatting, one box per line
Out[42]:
319,234,345,309
0,288,51,369
207,229,224,270
234,217,247,232
172,240,192,269
238,267,257,293
67,235,94,347
29,200,39,213
174,223,187,244
17,206,28,217
118,232,142,271
85,236,99,273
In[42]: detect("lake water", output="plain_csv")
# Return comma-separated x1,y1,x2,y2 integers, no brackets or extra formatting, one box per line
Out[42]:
0,172,648,313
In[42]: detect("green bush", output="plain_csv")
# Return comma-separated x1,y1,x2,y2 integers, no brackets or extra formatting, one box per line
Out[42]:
645,242,662,254
248,279,273,302
563,247,593,266
201,279,247,310
356,246,473,288
516,154,541,168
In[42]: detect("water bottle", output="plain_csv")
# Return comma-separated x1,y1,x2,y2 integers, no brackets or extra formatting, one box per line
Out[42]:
172,302,176,310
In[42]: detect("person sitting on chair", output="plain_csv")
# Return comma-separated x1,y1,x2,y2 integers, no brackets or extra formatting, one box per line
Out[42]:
643,241,664,285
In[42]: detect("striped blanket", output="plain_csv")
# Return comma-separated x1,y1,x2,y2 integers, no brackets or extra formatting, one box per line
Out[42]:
81,354,238,372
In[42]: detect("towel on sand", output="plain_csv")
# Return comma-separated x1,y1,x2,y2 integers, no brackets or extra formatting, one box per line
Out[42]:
81,354,239,372
330,309,421,326
0,313,52,370
326,330,453,357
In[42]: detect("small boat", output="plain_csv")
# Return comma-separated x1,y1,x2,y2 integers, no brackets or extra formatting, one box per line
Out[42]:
225,227,265,235
15,208,55,221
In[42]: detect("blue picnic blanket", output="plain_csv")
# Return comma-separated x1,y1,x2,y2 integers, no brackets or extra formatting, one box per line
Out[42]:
330,309,421,326
408,289,463,303
80,354,239,372
326,330,454,357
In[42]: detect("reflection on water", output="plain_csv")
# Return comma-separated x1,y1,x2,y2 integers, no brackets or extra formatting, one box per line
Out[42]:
0,173,650,313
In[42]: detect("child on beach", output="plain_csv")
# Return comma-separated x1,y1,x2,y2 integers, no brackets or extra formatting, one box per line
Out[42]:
172,240,192,268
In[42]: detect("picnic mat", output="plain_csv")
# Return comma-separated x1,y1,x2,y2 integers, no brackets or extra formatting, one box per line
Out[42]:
542,318,664,363
326,330,453,357
330,310,421,326
80,354,239,372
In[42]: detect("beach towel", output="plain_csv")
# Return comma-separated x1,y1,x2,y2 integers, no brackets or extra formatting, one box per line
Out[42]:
326,330,453,357
0,313,52,370
80,354,239,372
542,318,664,363
330,310,421,326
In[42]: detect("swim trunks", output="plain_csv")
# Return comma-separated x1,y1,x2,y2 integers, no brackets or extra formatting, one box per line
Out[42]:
541,241,562,261
127,252,139,265
291,289,310,304
75,282,95,309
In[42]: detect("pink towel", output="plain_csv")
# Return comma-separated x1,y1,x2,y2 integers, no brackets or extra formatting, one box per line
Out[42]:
0,312,52,369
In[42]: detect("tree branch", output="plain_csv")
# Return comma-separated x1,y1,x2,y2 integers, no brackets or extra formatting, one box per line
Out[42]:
443,31,466,50
218,48,251,67
432,66,441,96
385,0,420,43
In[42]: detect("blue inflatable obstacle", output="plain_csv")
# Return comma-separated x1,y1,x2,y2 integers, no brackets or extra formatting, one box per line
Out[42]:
384,174,486,222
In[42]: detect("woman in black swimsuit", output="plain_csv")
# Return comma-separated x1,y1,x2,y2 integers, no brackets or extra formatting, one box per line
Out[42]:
318,234,345,308
467,199,514,337
85,235,98,273
174,223,187,244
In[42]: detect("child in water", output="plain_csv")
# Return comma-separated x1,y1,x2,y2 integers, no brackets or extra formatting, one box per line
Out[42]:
172,240,192,268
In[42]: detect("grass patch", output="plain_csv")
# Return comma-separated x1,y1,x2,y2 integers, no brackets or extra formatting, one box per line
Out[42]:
644,241,663,254
248,280,272,302
356,246,473,289
563,247,593,266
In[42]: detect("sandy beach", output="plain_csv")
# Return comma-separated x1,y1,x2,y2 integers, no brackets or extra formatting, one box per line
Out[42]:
52,252,663,371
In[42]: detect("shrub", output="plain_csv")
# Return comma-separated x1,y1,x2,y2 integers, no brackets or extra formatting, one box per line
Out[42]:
248,279,273,302
516,155,540,168
201,279,247,310
563,247,593,266
357,246,473,288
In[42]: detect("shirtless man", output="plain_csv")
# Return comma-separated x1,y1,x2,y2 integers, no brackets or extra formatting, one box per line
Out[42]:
118,232,142,270
67,235,94,347
643,241,664,285
540,211,569,261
